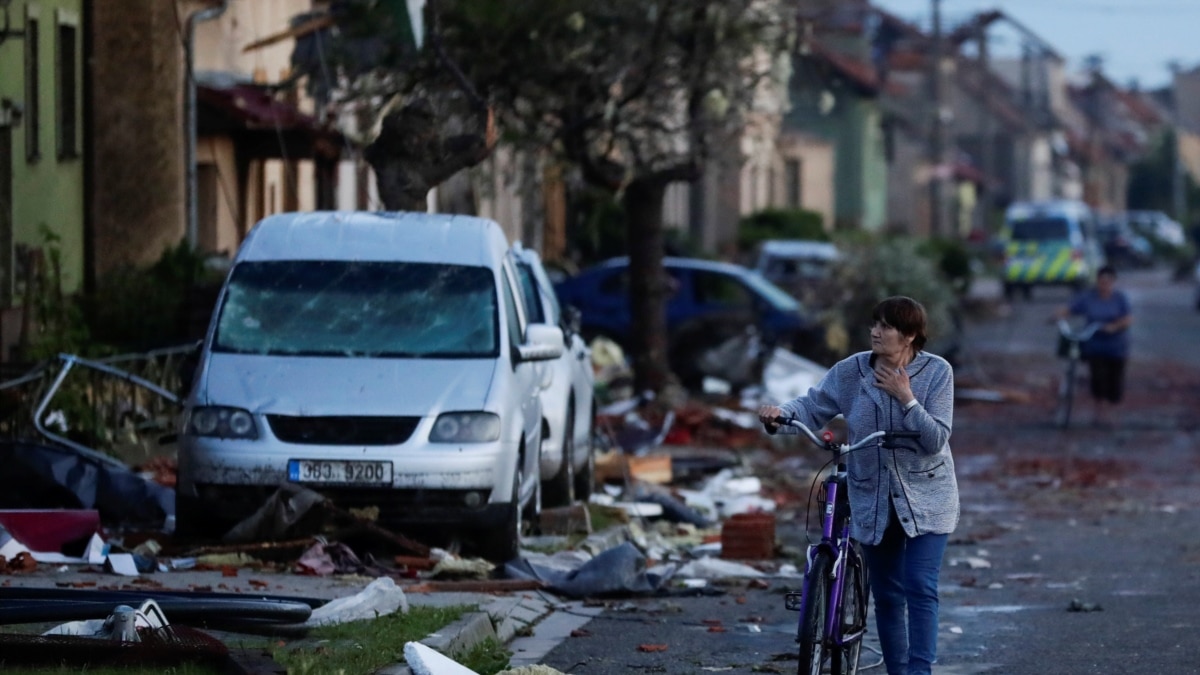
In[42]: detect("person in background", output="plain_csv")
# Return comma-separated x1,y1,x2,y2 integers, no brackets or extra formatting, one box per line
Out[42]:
1054,265,1133,428
758,296,958,675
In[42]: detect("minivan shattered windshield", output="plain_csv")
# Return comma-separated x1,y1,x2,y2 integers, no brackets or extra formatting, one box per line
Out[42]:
213,261,498,357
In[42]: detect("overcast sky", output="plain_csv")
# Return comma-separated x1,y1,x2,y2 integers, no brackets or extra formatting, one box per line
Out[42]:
871,0,1200,90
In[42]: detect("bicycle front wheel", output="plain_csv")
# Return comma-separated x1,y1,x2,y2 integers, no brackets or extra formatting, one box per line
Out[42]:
831,542,869,675
797,550,834,675
1057,358,1078,428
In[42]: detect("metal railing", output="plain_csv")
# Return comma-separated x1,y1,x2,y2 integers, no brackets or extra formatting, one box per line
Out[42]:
0,344,195,460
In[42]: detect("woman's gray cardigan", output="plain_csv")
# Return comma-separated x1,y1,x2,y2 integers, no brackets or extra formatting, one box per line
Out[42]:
774,350,959,546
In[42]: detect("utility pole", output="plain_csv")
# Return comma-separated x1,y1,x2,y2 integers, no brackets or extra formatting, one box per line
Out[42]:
1170,65,1188,227
978,20,993,231
929,0,945,237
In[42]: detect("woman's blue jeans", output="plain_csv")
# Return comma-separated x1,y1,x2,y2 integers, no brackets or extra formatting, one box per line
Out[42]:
862,514,949,675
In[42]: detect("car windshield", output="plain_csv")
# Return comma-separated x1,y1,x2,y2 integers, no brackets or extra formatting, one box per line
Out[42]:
739,270,803,312
213,261,498,358
1009,217,1071,241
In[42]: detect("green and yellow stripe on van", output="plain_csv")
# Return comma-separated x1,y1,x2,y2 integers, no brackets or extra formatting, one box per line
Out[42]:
1004,242,1086,283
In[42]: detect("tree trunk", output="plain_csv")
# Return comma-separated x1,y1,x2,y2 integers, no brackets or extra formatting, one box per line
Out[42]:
623,178,673,394
364,107,438,211
364,99,497,213
369,158,434,212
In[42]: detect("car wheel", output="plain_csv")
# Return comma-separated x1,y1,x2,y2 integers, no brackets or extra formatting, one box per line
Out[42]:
478,467,522,564
524,456,542,536
543,402,576,507
574,405,597,501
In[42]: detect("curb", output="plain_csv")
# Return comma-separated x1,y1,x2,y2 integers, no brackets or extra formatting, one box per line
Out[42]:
380,594,556,674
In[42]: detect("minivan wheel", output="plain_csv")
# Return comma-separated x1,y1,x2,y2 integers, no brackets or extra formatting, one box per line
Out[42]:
479,469,522,564
544,404,576,507
574,412,596,502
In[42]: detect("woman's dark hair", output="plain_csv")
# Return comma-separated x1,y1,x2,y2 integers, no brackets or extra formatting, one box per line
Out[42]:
1097,265,1117,279
872,296,928,351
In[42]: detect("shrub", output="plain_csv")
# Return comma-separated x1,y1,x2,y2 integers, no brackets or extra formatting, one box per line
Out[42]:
824,236,960,357
82,243,226,352
919,236,975,296
737,208,827,253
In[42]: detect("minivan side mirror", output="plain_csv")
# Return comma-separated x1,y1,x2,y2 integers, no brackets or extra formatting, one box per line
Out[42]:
519,324,565,362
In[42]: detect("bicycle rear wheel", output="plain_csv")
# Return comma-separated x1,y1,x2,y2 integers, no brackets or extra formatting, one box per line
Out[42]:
830,542,868,674
797,550,834,675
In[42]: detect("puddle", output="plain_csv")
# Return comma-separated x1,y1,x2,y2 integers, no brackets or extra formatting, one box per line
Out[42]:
947,604,1043,615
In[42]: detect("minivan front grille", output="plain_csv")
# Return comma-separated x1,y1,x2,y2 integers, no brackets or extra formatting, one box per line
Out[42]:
267,415,421,445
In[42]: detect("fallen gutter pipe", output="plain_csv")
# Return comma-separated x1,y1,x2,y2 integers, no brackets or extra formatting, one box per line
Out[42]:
184,0,229,248
0,585,327,609
0,597,313,626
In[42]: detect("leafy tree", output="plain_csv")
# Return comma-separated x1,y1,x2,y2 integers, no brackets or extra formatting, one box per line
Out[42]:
1127,130,1200,217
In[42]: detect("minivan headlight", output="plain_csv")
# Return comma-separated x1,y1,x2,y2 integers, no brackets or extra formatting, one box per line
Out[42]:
185,406,259,439
430,412,501,443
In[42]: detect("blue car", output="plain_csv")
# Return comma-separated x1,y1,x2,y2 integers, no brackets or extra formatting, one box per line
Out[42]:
553,257,825,376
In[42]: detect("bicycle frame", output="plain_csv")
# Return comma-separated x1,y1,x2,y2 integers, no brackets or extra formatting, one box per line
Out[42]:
780,418,917,672
811,467,866,646
784,432,870,652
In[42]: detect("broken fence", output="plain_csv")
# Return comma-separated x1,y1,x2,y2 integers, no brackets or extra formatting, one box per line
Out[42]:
0,345,193,456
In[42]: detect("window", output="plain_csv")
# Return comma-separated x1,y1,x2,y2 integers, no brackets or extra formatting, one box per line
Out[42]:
24,10,39,163
197,164,220,252
56,12,79,159
501,268,524,351
785,159,802,209
692,271,753,307
513,262,546,324
213,261,498,358
1009,217,1071,242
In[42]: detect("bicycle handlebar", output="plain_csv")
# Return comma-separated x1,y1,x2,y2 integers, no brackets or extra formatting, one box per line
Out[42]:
773,416,920,452
1056,318,1102,342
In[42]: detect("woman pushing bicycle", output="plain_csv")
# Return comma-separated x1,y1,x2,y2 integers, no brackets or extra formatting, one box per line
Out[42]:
758,296,959,675
1053,265,1133,428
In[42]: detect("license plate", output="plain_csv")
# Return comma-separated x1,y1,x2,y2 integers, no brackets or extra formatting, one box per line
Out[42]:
288,460,392,485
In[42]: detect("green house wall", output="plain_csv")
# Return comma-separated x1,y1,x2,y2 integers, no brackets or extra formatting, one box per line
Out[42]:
0,0,85,298
785,81,887,232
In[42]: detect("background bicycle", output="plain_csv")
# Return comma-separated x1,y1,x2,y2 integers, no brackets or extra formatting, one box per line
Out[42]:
1054,319,1101,429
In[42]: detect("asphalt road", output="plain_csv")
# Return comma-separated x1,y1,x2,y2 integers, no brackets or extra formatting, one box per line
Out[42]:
527,268,1200,674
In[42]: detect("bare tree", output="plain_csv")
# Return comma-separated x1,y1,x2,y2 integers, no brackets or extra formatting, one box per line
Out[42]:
471,0,796,391
298,0,794,390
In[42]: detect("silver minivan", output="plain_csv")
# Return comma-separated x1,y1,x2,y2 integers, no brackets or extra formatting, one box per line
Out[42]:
176,211,563,562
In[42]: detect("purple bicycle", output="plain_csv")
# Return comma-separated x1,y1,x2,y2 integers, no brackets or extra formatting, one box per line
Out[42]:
776,416,919,675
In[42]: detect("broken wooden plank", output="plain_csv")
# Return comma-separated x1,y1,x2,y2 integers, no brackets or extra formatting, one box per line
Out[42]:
242,14,335,53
